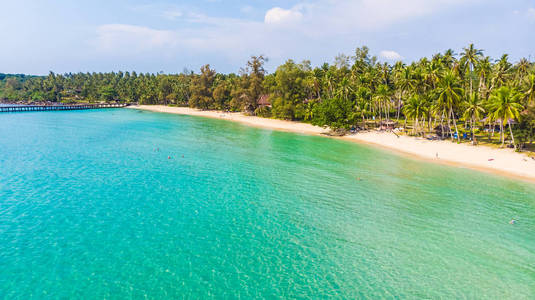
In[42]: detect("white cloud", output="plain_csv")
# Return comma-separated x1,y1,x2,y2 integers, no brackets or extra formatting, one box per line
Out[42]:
92,19,271,62
129,4,189,21
94,24,178,53
264,7,303,24
162,10,183,20
528,8,535,19
380,50,403,60
275,0,479,34
90,0,480,71
240,5,254,14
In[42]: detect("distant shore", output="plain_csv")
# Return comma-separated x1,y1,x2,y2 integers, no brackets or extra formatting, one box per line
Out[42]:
129,105,535,182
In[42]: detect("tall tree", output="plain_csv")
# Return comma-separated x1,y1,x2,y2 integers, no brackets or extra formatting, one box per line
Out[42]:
463,93,485,143
189,65,216,110
488,86,523,147
460,43,483,95
523,73,535,106
436,71,464,141
403,95,428,136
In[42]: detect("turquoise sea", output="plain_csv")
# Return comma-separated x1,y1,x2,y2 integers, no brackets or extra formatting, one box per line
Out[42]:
0,108,534,298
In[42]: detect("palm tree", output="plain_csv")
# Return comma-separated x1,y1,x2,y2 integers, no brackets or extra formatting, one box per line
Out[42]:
308,70,323,100
412,64,427,94
488,86,523,147
460,44,483,95
491,54,512,90
392,61,406,120
423,58,442,89
523,73,535,106
516,58,531,86
336,77,353,101
442,49,456,69
463,93,485,144
476,56,492,98
324,71,335,99
355,87,372,127
403,94,428,136
355,98,371,127
437,71,464,141
373,84,391,121
377,62,390,85
395,66,416,120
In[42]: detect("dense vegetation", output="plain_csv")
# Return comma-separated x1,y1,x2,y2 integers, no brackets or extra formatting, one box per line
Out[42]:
1,46,535,149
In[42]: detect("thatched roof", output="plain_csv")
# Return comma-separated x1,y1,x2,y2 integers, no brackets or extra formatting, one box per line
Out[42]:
257,94,271,106
378,120,397,126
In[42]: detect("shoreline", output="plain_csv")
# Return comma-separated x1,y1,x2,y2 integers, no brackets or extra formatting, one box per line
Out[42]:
129,105,535,183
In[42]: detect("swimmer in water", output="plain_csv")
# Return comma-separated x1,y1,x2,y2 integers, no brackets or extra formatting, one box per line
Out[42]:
509,219,516,225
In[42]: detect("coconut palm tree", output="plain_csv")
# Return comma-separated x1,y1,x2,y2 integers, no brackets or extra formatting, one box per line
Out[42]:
412,64,427,94
307,70,323,100
463,93,485,143
403,94,428,136
488,86,524,147
460,44,483,95
442,49,456,69
373,84,391,121
516,58,531,86
395,66,416,120
523,73,535,106
355,86,372,127
491,54,512,90
355,98,371,127
476,56,492,98
436,71,464,141
392,61,406,120
377,62,390,85
336,77,353,101
324,71,335,99
423,58,442,89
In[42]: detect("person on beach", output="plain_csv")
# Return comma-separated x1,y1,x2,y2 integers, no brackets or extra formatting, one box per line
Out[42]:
436,152,439,159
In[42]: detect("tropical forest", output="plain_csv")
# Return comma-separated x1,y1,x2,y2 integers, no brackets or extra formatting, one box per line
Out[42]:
1,45,534,150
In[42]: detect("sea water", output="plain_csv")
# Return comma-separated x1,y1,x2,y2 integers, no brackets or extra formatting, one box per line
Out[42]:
0,109,534,298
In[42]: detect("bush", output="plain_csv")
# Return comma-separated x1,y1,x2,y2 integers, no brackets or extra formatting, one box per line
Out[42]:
254,106,272,118
311,97,355,130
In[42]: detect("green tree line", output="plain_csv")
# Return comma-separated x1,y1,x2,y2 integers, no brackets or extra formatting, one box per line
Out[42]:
1,46,535,148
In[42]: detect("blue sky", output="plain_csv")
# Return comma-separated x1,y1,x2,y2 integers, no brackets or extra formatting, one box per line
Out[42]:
1,0,534,75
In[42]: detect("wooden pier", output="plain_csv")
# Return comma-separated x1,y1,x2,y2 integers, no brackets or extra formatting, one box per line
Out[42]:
0,103,128,113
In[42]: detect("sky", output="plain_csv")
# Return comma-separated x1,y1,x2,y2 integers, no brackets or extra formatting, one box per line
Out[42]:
1,0,534,75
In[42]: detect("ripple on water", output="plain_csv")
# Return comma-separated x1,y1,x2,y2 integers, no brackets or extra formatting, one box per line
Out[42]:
0,109,534,298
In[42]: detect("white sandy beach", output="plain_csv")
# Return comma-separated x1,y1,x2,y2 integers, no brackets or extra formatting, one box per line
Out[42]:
130,105,327,134
130,105,535,182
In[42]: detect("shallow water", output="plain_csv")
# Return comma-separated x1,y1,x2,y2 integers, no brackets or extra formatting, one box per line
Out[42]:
0,109,534,298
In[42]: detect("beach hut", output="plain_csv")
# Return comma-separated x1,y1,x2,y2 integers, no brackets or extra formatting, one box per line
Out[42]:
378,120,397,130
257,94,271,108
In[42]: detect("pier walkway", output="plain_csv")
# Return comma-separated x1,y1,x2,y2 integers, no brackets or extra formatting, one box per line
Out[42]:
0,103,128,113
